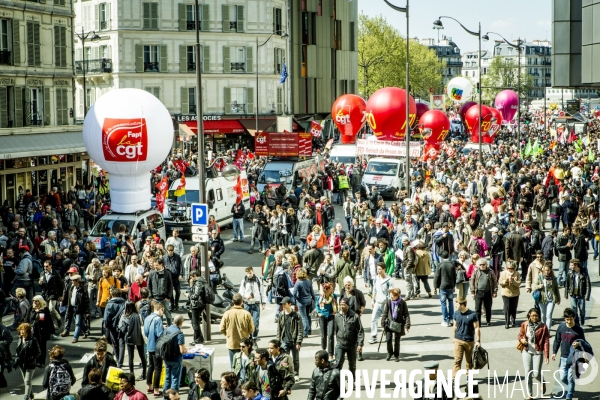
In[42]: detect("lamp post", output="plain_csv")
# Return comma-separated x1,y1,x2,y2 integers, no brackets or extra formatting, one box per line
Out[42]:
75,28,100,117
256,31,288,134
383,0,410,193
433,16,483,163
482,33,522,146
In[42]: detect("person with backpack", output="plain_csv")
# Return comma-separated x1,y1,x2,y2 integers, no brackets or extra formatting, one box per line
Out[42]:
158,314,186,395
220,294,255,369
14,246,34,302
136,288,152,321
144,301,165,397
188,271,212,345
42,345,76,400
78,368,112,400
118,300,147,380
15,322,41,400
103,287,126,367
25,295,55,366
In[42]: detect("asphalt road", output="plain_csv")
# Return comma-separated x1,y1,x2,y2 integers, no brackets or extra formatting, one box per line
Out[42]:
2,206,600,400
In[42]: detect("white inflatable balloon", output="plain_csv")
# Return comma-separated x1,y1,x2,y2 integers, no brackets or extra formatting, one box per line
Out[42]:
447,77,473,104
83,88,174,213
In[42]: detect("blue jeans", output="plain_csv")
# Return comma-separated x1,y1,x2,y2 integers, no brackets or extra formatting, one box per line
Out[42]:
233,218,244,240
297,303,311,336
439,289,454,323
538,301,556,330
73,314,86,340
228,349,240,369
557,262,567,286
569,296,586,326
290,235,295,245
591,236,598,259
559,357,575,399
550,217,560,231
243,303,260,339
345,216,352,231
163,359,183,392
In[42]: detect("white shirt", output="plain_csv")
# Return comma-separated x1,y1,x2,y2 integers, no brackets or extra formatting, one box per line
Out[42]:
70,287,77,306
165,237,184,257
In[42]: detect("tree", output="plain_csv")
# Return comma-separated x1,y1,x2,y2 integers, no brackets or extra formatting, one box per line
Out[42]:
481,57,534,103
358,13,444,99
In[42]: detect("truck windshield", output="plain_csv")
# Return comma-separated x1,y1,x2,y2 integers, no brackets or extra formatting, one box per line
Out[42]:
259,170,284,184
330,155,355,165
168,190,199,203
365,161,399,176
91,219,134,236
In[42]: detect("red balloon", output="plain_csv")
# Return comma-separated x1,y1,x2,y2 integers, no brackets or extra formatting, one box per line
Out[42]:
488,107,503,139
465,104,493,142
419,110,450,145
415,103,430,123
366,87,417,141
332,94,367,144
458,101,477,121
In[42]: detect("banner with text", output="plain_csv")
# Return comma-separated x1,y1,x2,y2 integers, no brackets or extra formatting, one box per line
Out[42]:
356,139,421,158
254,132,312,157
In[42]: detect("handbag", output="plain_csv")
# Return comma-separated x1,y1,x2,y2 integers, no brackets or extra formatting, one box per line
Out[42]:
456,269,466,284
532,289,541,302
388,320,403,333
516,341,526,351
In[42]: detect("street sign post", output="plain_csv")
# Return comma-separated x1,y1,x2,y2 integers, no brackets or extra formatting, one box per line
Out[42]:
191,226,208,235
192,234,209,243
191,203,209,226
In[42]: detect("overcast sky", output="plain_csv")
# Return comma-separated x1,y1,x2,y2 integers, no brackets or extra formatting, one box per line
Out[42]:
358,0,552,53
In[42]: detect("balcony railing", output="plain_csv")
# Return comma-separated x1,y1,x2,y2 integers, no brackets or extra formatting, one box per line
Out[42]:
187,21,199,30
75,58,113,74
0,50,11,66
229,103,246,114
144,62,160,72
446,61,463,67
100,21,107,30
187,62,196,72
231,62,245,72
229,21,238,31
189,105,197,114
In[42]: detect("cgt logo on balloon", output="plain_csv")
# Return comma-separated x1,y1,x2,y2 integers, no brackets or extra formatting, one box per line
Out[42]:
102,118,148,162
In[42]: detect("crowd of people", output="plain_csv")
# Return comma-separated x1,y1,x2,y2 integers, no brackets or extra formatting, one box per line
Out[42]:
0,107,599,400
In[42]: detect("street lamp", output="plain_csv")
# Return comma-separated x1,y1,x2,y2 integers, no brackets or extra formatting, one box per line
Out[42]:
482,32,522,146
256,31,288,134
383,0,410,193
75,28,101,117
434,16,483,163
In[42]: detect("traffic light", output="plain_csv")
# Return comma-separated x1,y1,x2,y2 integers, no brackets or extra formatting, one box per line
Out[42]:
476,82,480,93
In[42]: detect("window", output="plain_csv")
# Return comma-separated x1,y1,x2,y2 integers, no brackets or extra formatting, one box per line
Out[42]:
349,22,356,51
54,0,66,5
187,45,195,71
223,5,244,33
0,19,10,66
99,45,109,59
216,189,223,201
334,20,342,50
181,87,197,114
85,88,93,113
145,87,160,100
26,21,40,67
274,48,284,74
273,7,282,34
29,88,43,126
188,87,196,113
143,3,159,30
301,45,307,77
55,88,68,126
99,3,108,30
54,26,67,68
143,45,159,71
225,46,251,73
230,88,246,114
186,4,200,31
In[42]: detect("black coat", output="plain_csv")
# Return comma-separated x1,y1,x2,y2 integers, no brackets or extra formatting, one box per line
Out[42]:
350,224,367,249
189,277,209,309
210,236,225,258
81,353,117,386
67,284,90,315
40,271,64,300
26,306,55,344
188,380,220,400
368,226,391,244
78,384,112,400
381,298,411,336
333,309,364,347
307,365,341,400
42,359,76,400
124,311,144,346
163,253,183,278
148,269,174,300
15,336,41,370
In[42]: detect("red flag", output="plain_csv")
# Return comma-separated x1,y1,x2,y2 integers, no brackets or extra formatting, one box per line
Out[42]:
155,176,169,212
568,131,577,143
214,158,227,171
233,176,243,204
234,149,247,170
310,121,323,138
247,151,255,160
172,159,188,175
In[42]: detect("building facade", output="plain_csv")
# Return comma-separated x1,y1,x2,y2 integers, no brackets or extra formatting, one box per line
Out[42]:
421,37,462,87
74,0,358,151
0,0,90,207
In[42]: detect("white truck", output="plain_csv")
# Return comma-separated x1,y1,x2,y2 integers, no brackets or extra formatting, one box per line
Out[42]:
329,144,357,166
361,157,409,199
164,167,250,239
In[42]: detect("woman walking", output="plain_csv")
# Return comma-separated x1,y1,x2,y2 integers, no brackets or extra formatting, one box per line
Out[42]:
122,300,147,380
315,282,337,361
535,263,561,330
380,288,410,362
335,249,356,292
292,268,315,337
26,295,55,366
232,338,255,386
498,261,521,328
518,308,550,399
15,322,41,400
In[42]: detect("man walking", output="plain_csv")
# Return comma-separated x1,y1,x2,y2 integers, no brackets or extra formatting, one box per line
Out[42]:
62,274,90,343
368,263,393,344
333,298,364,378
249,349,294,400
220,293,255,368
401,236,417,297
147,259,173,326
555,226,573,287
452,297,480,379
162,315,186,395
238,267,266,341
165,229,184,257
434,251,457,327
552,308,585,400
469,258,498,326
307,350,341,400
188,271,210,345
163,245,183,311
144,302,165,397
85,258,103,318
39,259,63,330
231,200,246,242
276,297,303,381
564,259,591,327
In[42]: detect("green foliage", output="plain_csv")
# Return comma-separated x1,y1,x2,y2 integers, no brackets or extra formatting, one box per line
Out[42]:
358,13,445,99
481,57,534,102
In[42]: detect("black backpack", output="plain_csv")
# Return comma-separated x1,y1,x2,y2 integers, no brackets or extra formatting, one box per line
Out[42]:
201,282,215,305
106,302,125,331
155,329,181,362
138,300,151,320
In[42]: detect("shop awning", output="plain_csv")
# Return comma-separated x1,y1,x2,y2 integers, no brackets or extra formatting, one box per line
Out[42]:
239,118,277,136
0,131,86,159
182,120,247,134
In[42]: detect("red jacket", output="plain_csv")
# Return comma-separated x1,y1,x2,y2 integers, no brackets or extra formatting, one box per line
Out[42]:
114,388,148,400
517,321,550,358
129,281,148,303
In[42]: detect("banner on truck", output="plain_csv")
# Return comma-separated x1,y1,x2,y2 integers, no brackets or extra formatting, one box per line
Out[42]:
254,132,312,157
356,139,421,158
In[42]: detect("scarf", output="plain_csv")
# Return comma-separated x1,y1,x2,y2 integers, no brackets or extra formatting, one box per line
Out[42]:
391,297,402,319
319,293,338,314
527,321,540,348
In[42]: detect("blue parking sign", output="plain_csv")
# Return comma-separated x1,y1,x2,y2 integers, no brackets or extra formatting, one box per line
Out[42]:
191,203,208,226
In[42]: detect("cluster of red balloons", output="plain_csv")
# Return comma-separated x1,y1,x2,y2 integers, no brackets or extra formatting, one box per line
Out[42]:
463,104,503,144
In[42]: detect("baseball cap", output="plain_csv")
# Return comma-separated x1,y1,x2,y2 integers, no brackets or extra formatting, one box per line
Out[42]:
67,266,78,273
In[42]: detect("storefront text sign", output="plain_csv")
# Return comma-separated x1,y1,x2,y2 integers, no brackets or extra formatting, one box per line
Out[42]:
175,114,222,122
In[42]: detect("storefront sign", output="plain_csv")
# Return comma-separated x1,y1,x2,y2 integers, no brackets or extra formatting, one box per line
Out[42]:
254,132,312,157
175,114,222,122
356,139,421,158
